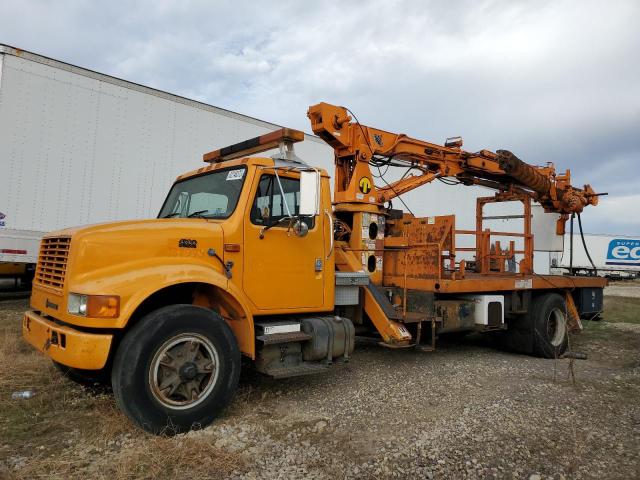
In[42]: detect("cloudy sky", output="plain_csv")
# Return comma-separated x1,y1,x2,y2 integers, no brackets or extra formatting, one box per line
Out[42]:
2,0,639,234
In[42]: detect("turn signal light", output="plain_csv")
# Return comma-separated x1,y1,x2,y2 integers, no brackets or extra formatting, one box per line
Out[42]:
224,243,241,252
87,295,120,318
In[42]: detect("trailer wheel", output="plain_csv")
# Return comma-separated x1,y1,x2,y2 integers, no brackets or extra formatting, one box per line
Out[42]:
111,305,240,435
53,361,110,386
532,293,568,358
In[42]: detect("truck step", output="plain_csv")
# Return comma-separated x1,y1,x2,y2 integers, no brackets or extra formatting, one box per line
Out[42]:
256,331,312,345
264,362,328,379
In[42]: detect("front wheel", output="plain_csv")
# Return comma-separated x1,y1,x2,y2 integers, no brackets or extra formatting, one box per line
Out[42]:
111,305,240,434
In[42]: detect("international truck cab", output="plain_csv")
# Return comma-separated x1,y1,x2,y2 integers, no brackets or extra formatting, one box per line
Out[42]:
23,129,346,432
23,107,606,434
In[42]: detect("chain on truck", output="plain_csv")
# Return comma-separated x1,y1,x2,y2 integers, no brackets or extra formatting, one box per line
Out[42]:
22,103,607,433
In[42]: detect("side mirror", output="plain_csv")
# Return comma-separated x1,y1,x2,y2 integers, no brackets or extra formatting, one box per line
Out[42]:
292,219,309,238
299,170,320,216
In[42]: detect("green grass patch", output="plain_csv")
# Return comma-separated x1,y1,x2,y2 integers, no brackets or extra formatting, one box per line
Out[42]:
603,295,640,324
579,317,612,343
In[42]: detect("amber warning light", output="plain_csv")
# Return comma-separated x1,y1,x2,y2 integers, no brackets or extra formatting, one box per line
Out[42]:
203,128,305,163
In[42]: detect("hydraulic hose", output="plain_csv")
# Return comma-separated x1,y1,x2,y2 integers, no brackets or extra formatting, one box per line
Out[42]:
577,213,597,276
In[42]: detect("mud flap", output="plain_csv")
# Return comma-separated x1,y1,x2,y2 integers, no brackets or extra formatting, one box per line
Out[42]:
565,292,583,333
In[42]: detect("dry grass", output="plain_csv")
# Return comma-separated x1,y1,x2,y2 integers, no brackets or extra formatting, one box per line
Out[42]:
0,301,45,392
603,295,640,324
8,436,242,480
0,300,244,479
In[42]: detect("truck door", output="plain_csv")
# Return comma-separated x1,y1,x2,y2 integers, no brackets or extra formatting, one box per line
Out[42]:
243,172,325,310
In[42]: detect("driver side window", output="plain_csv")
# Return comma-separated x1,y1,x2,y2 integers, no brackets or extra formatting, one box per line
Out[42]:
250,174,315,228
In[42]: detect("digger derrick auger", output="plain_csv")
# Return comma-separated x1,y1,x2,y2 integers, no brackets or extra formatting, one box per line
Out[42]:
495,150,598,215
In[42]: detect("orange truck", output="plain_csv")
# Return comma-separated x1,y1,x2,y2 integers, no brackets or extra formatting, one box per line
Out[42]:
23,103,606,433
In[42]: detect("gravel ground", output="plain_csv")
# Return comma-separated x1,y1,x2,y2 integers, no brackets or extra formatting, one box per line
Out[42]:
203,325,640,480
2,294,640,479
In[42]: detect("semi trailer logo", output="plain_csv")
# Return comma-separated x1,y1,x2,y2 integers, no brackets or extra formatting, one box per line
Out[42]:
606,239,640,266
0,212,5,228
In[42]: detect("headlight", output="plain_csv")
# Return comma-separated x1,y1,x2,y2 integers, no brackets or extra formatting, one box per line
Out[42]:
68,293,120,318
67,293,88,316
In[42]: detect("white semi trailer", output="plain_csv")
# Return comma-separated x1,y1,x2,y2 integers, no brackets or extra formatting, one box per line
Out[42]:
0,44,562,282
551,233,640,278
0,44,334,280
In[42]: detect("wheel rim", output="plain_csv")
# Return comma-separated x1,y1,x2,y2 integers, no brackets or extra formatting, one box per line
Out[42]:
547,308,567,347
149,333,220,410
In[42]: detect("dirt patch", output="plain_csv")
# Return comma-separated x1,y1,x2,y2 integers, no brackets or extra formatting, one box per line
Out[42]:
1,298,639,479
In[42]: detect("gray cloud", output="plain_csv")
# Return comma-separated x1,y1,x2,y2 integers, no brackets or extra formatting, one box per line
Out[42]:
2,0,639,233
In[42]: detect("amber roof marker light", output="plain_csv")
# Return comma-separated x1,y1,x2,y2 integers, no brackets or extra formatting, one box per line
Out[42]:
203,128,305,163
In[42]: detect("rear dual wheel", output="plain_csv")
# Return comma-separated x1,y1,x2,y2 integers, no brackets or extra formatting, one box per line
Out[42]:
111,305,240,434
532,293,569,358
498,293,569,358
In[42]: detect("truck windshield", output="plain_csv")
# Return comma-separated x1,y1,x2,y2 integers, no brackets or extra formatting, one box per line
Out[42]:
158,167,247,219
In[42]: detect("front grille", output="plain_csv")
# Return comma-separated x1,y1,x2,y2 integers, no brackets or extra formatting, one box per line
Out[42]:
34,236,71,291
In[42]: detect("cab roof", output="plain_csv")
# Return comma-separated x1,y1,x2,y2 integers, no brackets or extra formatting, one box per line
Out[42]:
175,156,329,183
176,127,329,182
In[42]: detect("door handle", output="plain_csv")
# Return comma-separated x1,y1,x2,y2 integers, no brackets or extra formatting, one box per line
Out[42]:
324,209,334,259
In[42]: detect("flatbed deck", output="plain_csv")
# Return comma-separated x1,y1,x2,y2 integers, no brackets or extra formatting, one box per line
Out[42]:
383,273,607,294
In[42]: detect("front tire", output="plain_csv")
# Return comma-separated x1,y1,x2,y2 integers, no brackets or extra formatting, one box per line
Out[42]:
111,305,240,434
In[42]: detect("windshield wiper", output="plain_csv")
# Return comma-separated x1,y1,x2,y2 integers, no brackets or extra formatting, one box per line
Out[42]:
162,212,180,218
187,210,210,218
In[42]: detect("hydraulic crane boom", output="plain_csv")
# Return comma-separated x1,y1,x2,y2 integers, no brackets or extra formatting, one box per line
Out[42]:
307,102,599,215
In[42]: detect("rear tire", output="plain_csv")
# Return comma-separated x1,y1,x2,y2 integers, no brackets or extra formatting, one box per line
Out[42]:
111,305,240,435
532,293,568,358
